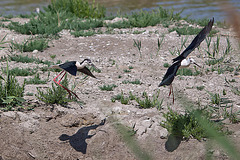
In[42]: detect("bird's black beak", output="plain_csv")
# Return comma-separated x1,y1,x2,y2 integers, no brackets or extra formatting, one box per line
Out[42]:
193,62,201,68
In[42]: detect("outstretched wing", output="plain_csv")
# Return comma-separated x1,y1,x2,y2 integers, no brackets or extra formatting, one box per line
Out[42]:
78,67,96,78
59,61,77,76
172,18,214,62
159,61,181,87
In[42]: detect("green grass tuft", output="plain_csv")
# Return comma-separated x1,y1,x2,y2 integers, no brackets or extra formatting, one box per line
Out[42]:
11,38,49,52
2,67,37,76
161,107,227,140
135,91,163,109
50,0,106,18
163,63,170,68
25,73,48,84
177,68,200,76
71,30,96,37
111,92,129,104
0,61,25,110
7,54,54,66
123,69,131,73
36,74,72,105
196,86,205,91
0,34,10,50
99,84,117,91
122,79,141,85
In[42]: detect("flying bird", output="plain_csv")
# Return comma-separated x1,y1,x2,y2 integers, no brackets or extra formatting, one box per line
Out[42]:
173,18,214,62
49,59,98,99
159,18,214,104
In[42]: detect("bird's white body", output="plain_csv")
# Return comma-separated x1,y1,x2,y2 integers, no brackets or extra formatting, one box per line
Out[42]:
180,58,199,68
180,58,191,68
49,59,93,70
75,61,82,69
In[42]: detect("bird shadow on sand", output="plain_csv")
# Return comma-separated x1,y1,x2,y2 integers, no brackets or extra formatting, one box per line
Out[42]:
165,134,182,152
59,119,106,154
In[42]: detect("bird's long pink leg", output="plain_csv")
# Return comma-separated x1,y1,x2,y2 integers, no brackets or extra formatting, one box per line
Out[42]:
58,71,66,83
172,85,174,104
168,84,174,104
53,71,80,99
53,71,64,82
168,84,172,97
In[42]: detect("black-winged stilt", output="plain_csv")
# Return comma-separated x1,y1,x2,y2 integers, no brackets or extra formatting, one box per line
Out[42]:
159,18,214,104
49,58,98,99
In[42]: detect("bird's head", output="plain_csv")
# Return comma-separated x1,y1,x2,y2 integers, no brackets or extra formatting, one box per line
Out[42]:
188,58,201,68
80,58,99,70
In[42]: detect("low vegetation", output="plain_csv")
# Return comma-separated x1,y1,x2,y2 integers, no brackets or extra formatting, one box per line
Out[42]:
11,38,49,52
0,1,239,159
36,74,72,105
177,67,200,76
122,79,141,85
3,54,53,66
111,91,163,110
0,61,25,111
25,73,48,84
2,67,37,76
0,34,9,50
161,107,227,140
99,84,117,91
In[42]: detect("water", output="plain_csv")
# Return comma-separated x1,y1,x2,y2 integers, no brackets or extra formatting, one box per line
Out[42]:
0,0,239,21
0,0,49,15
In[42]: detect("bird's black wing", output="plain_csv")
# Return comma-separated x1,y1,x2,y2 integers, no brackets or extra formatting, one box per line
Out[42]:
59,61,77,76
78,67,96,78
172,18,214,62
159,61,181,87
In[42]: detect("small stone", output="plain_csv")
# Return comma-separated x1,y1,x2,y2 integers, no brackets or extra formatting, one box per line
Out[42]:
213,150,220,157
141,119,152,128
2,111,16,119
17,112,29,121
32,50,38,54
159,128,168,138
60,114,80,127
31,112,40,119
112,106,123,114
234,130,240,136
136,126,146,136
19,119,39,132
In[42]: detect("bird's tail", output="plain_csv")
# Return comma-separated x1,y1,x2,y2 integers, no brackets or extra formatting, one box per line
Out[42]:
48,65,61,69
158,80,167,87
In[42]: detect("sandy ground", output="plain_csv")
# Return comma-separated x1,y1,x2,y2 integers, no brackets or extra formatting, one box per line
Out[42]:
0,18,240,160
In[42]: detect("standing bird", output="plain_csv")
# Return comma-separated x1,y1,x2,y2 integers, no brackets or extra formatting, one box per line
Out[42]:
159,18,214,104
49,59,98,99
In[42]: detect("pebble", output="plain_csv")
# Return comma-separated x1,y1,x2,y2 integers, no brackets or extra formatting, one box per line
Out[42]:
159,128,168,138
32,49,38,54
2,111,16,119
